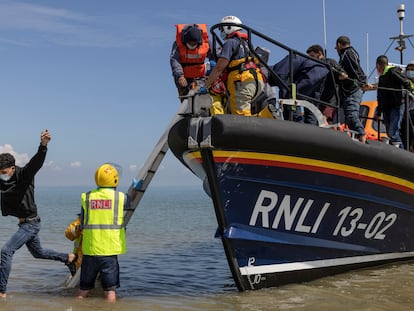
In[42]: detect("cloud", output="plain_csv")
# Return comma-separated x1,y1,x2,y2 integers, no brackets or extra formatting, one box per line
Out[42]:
0,144,29,166
0,144,82,172
0,1,167,48
129,164,137,171
70,161,81,168
0,1,90,33
43,160,62,171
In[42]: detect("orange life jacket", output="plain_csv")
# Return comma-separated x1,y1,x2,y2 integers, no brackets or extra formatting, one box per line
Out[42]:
175,24,210,79
227,31,248,41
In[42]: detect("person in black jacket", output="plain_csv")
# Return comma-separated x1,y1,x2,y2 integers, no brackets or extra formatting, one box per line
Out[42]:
0,130,76,298
336,36,369,143
375,55,413,148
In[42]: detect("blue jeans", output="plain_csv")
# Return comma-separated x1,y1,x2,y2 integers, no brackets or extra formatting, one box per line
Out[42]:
383,105,405,147
341,88,365,137
0,220,69,293
80,255,120,291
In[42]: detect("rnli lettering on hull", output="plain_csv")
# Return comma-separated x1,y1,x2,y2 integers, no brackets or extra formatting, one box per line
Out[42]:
241,189,401,289
249,190,397,240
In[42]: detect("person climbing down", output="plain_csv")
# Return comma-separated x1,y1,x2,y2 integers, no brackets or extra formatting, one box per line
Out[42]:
170,23,211,97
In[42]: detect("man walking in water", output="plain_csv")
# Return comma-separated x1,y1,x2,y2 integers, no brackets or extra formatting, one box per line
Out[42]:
0,130,76,298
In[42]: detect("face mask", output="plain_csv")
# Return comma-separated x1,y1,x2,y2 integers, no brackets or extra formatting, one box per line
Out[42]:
0,174,11,182
220,31,227,40
407,70,414,79
186,43,198,50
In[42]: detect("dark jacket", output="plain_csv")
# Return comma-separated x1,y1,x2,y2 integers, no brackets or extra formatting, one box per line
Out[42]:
321,57,345,103
338,46,366,94
377,66,413,114
0,145,47,217
270,54,329,100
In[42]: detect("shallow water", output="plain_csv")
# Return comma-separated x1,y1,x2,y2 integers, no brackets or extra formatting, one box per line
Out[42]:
1,186,414,310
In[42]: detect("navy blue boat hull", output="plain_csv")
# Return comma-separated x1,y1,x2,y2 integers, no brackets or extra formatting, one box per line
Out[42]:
168,114,414,290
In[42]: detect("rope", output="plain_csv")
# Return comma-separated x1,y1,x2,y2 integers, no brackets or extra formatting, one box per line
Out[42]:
343,76,412,94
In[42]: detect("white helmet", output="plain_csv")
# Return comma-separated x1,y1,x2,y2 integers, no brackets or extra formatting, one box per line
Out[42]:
220,15,242,35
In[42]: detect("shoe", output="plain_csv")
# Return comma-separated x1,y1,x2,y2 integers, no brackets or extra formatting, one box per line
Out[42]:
66,253,78,276
358,134,366,143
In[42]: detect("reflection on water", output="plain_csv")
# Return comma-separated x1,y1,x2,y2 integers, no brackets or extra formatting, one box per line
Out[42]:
1,186,414,310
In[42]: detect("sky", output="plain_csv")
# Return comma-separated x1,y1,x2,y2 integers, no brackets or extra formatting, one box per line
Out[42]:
0,0,413,188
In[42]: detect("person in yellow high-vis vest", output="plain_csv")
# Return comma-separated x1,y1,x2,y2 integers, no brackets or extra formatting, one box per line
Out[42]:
76,163,128,302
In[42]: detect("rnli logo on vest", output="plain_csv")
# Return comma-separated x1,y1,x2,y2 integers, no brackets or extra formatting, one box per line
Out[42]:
90,199,112,209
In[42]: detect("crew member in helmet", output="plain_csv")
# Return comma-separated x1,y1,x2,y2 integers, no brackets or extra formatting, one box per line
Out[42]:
170,24,211,97
204,16,265,116
76,163,129,302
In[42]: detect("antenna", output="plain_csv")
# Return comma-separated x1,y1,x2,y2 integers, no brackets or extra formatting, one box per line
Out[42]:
366,32,369,75
322,0,327,56
389,4,413,64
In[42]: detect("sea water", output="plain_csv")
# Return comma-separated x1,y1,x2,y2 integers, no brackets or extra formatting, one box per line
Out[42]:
1,186,414,311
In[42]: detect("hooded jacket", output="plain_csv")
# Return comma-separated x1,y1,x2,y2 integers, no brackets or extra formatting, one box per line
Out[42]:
338,46,366,94
0,145,47,218
377,65,413,114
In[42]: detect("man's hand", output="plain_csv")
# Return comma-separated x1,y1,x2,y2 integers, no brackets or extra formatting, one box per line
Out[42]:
361,83,376,91
338,72,348,81
178,76,187,88
41,129,51,146
132,178,143,191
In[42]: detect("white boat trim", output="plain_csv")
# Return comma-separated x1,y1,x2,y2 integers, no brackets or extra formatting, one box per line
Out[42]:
239,252,414,276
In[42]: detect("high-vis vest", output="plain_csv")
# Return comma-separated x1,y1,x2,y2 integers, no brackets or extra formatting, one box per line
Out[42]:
81,188,126,256
175,24,210,79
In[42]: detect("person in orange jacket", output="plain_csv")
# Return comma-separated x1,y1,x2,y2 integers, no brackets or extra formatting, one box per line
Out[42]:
170,24,212,97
